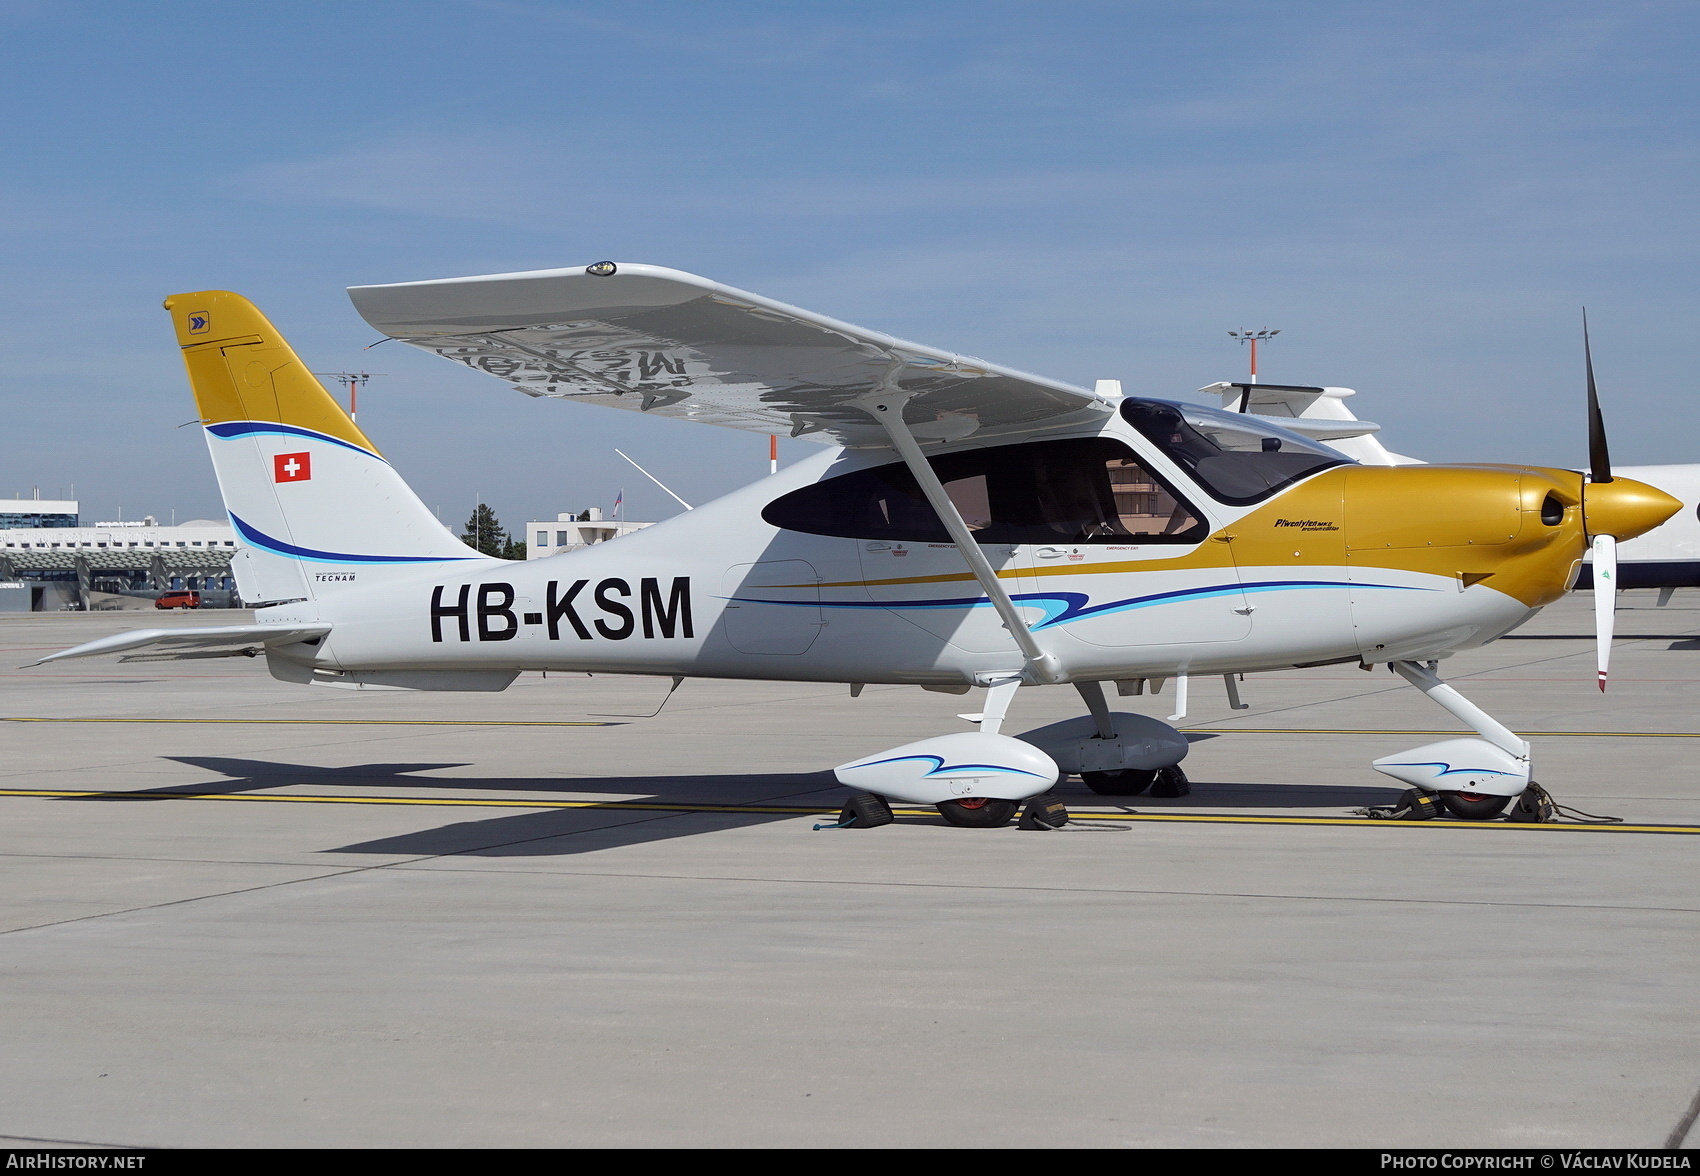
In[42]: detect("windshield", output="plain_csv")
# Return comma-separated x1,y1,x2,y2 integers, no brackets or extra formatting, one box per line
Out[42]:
1119,398,1351,505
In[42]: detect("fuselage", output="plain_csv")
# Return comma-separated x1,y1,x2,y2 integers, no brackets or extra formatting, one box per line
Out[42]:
261,401,1601,688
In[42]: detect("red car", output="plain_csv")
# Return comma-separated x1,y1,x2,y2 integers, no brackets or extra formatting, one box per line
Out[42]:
154,590,201,610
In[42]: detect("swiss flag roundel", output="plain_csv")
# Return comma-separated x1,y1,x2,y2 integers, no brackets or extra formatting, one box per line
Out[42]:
274,452,311,483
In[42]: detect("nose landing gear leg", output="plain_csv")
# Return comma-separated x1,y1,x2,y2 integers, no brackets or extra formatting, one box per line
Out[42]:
1371,660,1530,815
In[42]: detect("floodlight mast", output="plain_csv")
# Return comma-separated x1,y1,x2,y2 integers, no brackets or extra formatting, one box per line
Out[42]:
1226,328,1280,384
311,371,383,422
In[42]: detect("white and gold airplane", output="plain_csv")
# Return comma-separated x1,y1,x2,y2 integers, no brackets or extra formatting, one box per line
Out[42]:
35,265,1680,827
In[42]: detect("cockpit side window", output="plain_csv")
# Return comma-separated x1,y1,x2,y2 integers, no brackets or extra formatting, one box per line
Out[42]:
762,437,1208,545
1119,398,1350,505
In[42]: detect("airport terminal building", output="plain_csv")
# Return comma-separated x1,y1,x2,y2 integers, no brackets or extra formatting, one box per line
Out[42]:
1,498,655,609
0,499,238,611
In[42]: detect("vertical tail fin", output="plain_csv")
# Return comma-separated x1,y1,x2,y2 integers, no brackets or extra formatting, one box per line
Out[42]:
164,291,483,604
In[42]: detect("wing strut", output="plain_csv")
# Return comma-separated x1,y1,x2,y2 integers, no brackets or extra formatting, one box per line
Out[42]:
853,386,1064,685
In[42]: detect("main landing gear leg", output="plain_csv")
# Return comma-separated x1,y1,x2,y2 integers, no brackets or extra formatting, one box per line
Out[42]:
973,675,1025,736
1371,660,1533,819
1075,681,1116,739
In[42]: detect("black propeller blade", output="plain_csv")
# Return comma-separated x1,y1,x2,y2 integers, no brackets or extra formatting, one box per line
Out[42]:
1584,309,1613,485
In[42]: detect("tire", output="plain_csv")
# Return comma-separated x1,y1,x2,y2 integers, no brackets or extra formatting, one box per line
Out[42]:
1148,766,1190,798
1439,790,1511,820
1080,768,1157,796
936,797,1018,828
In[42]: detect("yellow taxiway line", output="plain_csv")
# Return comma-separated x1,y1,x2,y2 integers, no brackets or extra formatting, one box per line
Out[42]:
0,716,613,727
4,717,1700,738
1182,728,1700,739
0,787,1692,834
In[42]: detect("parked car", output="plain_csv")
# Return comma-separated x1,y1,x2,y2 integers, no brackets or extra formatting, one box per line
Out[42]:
154,590,201,610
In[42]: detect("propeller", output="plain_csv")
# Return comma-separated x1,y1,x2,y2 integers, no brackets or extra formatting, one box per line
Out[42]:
1574,315,1683,681
1583,309,1616,692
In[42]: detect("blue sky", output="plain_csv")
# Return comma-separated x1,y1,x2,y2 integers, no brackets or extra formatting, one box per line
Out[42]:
2,1,1696,530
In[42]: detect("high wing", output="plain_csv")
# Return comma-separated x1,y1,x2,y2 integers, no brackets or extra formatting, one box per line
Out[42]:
348,263,1116,446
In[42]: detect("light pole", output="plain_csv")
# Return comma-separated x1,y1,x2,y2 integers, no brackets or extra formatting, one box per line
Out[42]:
312,371,384,423
1227,329,1279,384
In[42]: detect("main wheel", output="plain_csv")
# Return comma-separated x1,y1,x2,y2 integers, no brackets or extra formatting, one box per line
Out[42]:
1439,790,1511,820
1148,766,1190,798
1080,768,1157,796
936,797,1018,828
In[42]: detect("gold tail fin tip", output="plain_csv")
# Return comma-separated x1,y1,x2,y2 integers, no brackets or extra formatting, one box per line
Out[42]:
163,290,378,456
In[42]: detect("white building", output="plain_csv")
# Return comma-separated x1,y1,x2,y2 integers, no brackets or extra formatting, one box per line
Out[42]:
0,517,237,553
0,497,79,529
525,508,653,559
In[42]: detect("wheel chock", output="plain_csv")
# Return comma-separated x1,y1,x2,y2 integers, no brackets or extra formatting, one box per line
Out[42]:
1355,788,1439,820
815,792,895,830
1019,793,1070,830
1506,782,1556,823
1148,766,1191,798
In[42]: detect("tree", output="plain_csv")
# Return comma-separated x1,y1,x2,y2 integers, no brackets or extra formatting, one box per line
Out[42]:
461,503,508,558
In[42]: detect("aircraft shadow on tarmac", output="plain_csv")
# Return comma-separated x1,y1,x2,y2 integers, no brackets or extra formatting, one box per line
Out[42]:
83,755,1413,859
154,757,476,795
155,755,837,858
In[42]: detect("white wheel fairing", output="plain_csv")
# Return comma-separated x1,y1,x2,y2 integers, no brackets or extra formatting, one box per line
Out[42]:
1371,738,1531,797
835,732,1059,805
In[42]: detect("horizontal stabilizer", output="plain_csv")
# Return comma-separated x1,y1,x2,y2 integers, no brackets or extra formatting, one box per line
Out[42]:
1200,382,1422,467
1246,412,1381,443
349,263,1116,447
27,623,331,667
